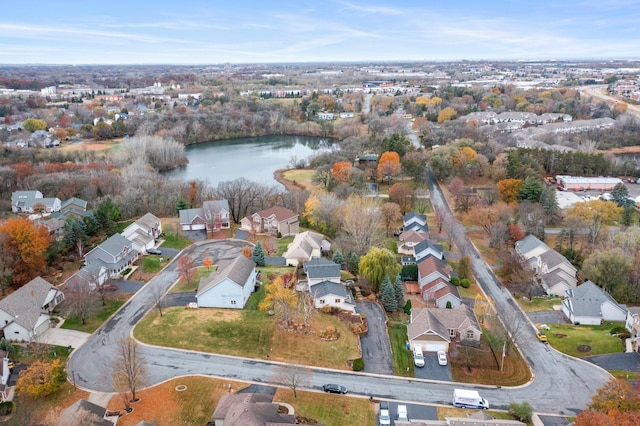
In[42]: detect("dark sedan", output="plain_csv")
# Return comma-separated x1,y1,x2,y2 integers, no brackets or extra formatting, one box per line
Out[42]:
322,384,347,394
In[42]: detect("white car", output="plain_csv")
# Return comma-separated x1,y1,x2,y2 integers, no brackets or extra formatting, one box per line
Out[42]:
437,351,448,366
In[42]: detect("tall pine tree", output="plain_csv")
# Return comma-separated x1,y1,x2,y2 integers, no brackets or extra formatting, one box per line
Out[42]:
379,275,398,312
332,250,345,269
252,241,266,266
394,275,405,310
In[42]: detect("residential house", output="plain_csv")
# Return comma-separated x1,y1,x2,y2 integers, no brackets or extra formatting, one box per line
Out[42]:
535,249,578,297
121,212,162,254
397,229,428,256
282,231,331,266
418,255,451,289
240,206,299,236
196,255,257,309
179,208,206,231
403,211,429,234
11,190,61,214
562,281,628,325
514,234,550,265
84,234,139,278
355,153,378,171
414,240,444,263
407,305,482,352
303,257,341,287
56,197,89,219
0,277,64,342
625,307,640,353
310,280,356,312
403,411,525,426
212,393,296,426
58,399,114,426
0,350,9,402
421,278,461,309
203,199,231,230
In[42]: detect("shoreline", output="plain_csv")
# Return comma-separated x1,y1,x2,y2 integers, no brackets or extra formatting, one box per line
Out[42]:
274,168,308,192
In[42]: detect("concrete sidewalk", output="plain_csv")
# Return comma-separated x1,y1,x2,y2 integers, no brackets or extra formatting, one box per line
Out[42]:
39,327,91,349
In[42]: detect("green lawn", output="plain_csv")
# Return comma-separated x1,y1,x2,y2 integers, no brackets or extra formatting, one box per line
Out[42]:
169,267,214,293
388,321,414,376
142,256,163,274
116,220,134,233
245,284,266,310
516,296,563,312
134,308,275,357
546,322,625,358
61,299,126,333
276,235,295,255
161,231,192,250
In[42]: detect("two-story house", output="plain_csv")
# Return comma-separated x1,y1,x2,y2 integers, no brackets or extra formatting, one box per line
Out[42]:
241,206,299,237
84,234,139,278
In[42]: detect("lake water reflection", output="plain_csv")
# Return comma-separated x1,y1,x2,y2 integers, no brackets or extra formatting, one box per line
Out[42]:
165,135,334,187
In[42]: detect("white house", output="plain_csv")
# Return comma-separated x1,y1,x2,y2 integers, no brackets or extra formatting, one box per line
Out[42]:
303,258,341,287
282,231,330,266
403,211,428,234
414,240,444,263
84,234,139,278
0,350,9,402
625,307,640,353
562,281,628,325
0,277,64,342
421,278,461,309
121,212,162,254
535,249,578,297
310,281,356,313
11,190,61,214
196,256,257,309
515,234,550,264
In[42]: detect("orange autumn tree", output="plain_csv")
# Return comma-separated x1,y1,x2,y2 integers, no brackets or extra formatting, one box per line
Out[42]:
331,161,352,183
0,217,52,287
497,178,523,203
377,151,401,184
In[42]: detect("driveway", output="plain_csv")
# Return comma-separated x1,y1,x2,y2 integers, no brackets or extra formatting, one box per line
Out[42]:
39,327,91,349
414,352,452,381
527,310,570,325
355,301,393,375
110,279,144,294
165,291,197,307
585,352,640,372
182,229,207,242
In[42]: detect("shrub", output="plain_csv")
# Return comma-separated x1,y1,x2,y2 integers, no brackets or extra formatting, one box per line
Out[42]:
450,276,461,286
460,278,471,288
509,401,533,423
352,358,364,371
0,402,13,416
404,300,412,315
446,301,452,309
610,325,627,335
400,264,418,281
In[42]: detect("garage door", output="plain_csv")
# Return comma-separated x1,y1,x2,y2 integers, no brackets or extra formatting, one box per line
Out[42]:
191,224,206,230
423,343,448,352
34,318,50,337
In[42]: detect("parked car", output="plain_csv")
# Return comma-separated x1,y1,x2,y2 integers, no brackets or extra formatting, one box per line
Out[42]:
397,404,408,422
322,384,347,394
437,351,448,366
379,401,391,426
147,248,162,255
536,331,548,343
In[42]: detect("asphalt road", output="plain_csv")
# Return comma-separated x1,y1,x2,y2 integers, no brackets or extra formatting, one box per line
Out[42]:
356,300,393,375
585,352,640,372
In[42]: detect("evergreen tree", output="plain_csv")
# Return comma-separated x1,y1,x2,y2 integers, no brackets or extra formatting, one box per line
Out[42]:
403,299,412,315
379,275,398,312
332,250,345,269
176,198,188,212
252,241,266,266
518,176,543,202
347,251,359,275
611,183,634,208
394,275,405,310
539,185,559,222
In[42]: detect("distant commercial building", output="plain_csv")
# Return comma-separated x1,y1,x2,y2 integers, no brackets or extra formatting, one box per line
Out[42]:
556,175,623,192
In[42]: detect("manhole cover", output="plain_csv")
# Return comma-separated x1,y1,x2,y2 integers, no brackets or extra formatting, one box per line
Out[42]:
577,345,591,353
175,385,187,391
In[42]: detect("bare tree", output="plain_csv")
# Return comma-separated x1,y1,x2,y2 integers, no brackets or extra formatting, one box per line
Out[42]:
380,202,402,237
272,364,312,398
64,276,99,325
339,196,382,255
216,178,279,223
297,290,315,328
177,255,197,287
413,189,431,215
113,337,146,404
151,284,166,317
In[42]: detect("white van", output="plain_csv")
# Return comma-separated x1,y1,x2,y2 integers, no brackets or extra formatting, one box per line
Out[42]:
397,404,408,422
413,345,425,367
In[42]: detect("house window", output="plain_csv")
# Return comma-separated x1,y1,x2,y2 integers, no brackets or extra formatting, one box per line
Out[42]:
335,299,341,303
466,330,475,339
319,299,325,304
449,329,455,337
231,300,236,305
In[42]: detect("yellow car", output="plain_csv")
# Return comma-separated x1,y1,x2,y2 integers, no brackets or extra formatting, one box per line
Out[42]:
536,332,548,343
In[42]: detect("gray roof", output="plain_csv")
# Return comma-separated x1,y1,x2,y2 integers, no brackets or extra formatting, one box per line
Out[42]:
404,222,429,233
408,304,481,342
310,280,349,299
179,207,204,224
303,257,341,279
58,399,111,426
0,277,61,330
198,255,256,295
414,240,443,257
515,234,549,257
61,197,88,211
404,211,427,225
94,234,134,258
135,212,161,231
213,393,296,426
538,249,575,272
564,281,627,318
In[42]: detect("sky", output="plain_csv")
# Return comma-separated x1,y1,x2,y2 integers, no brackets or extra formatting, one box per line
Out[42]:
1,1,639,65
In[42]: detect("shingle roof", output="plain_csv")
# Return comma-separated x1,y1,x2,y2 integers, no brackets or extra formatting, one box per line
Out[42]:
283,231,325,260
254,206,297,222
399,229,428,244
418,255,450,280
198,256,256,295
407,305,481,341
179,208,204,224
304,258,340,279
415,240,444,260
563,280,627,318
404,222,429,234
135,212,161,230
403,211,427,225
538,249,576,272
515,234,549,259
59,399,111,426
0,277,60,330
310,280,349,299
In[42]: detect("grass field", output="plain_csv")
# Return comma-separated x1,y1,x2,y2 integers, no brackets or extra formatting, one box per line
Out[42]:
276,235,295,255
134,306,360,369
141,256,163,274
388,321,414,377
516,296,563,312
161,230,192,250
282,169,317,190
546,322,625,357
169,267,214,293
61,298,126,333
437,406,532,425
275,388,376,426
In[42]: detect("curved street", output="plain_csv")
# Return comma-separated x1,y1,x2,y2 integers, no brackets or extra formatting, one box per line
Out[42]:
69,190,611,416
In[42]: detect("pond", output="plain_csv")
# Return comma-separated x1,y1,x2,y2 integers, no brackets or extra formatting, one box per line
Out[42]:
165,135,334,187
